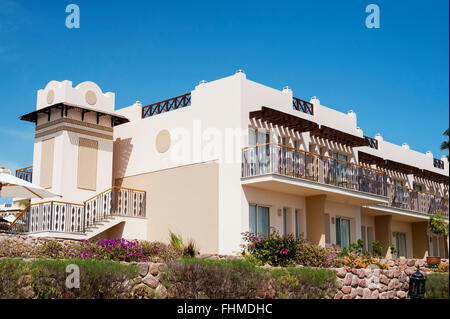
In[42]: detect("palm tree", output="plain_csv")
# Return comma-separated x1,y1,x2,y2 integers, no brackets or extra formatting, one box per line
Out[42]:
440,128,449,159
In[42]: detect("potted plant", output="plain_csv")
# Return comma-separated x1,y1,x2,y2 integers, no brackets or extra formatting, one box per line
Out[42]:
427,213,449,266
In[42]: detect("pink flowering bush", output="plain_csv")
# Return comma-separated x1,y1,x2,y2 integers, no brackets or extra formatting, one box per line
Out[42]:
294,241,344,268
64,239,147,262
241,230,303,266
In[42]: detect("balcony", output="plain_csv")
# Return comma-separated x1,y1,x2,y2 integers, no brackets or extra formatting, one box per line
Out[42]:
241,143,387,201
15,166,32,183
385,184,449,218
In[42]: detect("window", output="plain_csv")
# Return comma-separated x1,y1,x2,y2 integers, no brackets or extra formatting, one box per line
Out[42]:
361,226,374,252
40,137,55,189
332,152,348,162
319,147,326,156
77,137,98,191
395,232,407,258
279,136,289,146
393,179,404,187
293,140,299,150
332,152,349,181
283,208,288,236
413,184,423,192
336,217,351,248
309,144,315,153
295,209,301,238
248,128,270,175
249,204,270,237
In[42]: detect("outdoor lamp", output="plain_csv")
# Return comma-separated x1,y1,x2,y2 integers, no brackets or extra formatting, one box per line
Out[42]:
408,266,426,299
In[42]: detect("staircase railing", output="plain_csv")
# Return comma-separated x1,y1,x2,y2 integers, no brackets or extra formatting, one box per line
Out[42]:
8,186,146,234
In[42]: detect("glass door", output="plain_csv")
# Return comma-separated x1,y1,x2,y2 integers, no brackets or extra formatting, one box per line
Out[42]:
336,217,351,248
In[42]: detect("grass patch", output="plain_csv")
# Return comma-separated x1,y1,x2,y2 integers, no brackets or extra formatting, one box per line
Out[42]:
425,273,449,299
0,258,139,299
161,257,337,299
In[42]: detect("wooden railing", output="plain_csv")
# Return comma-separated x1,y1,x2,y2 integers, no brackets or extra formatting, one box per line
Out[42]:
433,158,444,169
292,97,314,115
142,93,191,118
364,136,378,149
242,143,387,197
8,187,146,234
386,184,449,217
15,166,33,183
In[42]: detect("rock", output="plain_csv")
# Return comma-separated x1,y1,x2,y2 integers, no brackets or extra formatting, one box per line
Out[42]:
342,286,352,294
385,270,394,278
334,291,343,299
19,286,35,299
336,268,347,278
407,259,416,267
378,284,387,292
138,263,149,277
357,269,365,279
415,259,425,267
133,277,142,284
357,287,364,297
371,290,379,299
388,291,395,299
344,273,353,286
368,283,377,291
358,279,367,288
387,279,395,290
149,263,165,276
343,295,353,299
379,292,388,299
132,284,154,299
397,291,407,299
350,288,357,299
351,275,359,287
362,288,372,299
336,280,344,290
380,275,389,285
142,273,159,288
393,270,402,278
155,284,168,299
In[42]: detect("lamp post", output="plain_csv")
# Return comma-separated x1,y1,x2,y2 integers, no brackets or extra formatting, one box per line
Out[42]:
408,266,426,299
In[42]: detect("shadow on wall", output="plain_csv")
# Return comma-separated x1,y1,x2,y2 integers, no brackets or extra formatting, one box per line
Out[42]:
113,137,133,185
90,221,125,242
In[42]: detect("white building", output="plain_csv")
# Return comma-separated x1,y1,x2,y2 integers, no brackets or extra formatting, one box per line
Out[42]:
12,71,449,258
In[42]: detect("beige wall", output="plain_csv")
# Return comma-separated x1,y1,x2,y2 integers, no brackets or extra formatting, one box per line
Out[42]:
305,195,326,246
77,137,98,191
374,215,393,258
242,186,306,237
118,161,219,254
412,222,428,259
391,220,413,258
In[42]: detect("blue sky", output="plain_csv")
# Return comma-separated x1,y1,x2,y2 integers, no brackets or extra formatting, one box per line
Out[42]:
0,0,448,175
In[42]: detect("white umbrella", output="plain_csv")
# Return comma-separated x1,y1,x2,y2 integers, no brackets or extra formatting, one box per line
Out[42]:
0,171,60,199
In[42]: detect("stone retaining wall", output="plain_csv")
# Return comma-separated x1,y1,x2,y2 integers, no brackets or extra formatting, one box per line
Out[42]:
333,258,449,299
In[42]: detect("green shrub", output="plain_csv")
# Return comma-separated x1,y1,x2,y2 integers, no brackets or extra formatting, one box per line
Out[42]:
0,258,139,299
270,267,337,299
161,258,267,299
160,258,337,299
425,273,449,299
242,230,303,266
136,240,182,262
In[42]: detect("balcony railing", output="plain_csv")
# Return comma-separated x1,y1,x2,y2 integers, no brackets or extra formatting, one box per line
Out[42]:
142,93,191,118
9,186,146,234
242,143,387,197
15,166,32,183
387,184,449,217
292,97,314,115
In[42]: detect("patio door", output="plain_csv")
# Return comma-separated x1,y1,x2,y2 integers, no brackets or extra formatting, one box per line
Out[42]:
336,217,351,249
249,204,270,237
248,129,270,175
395,232,407,258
